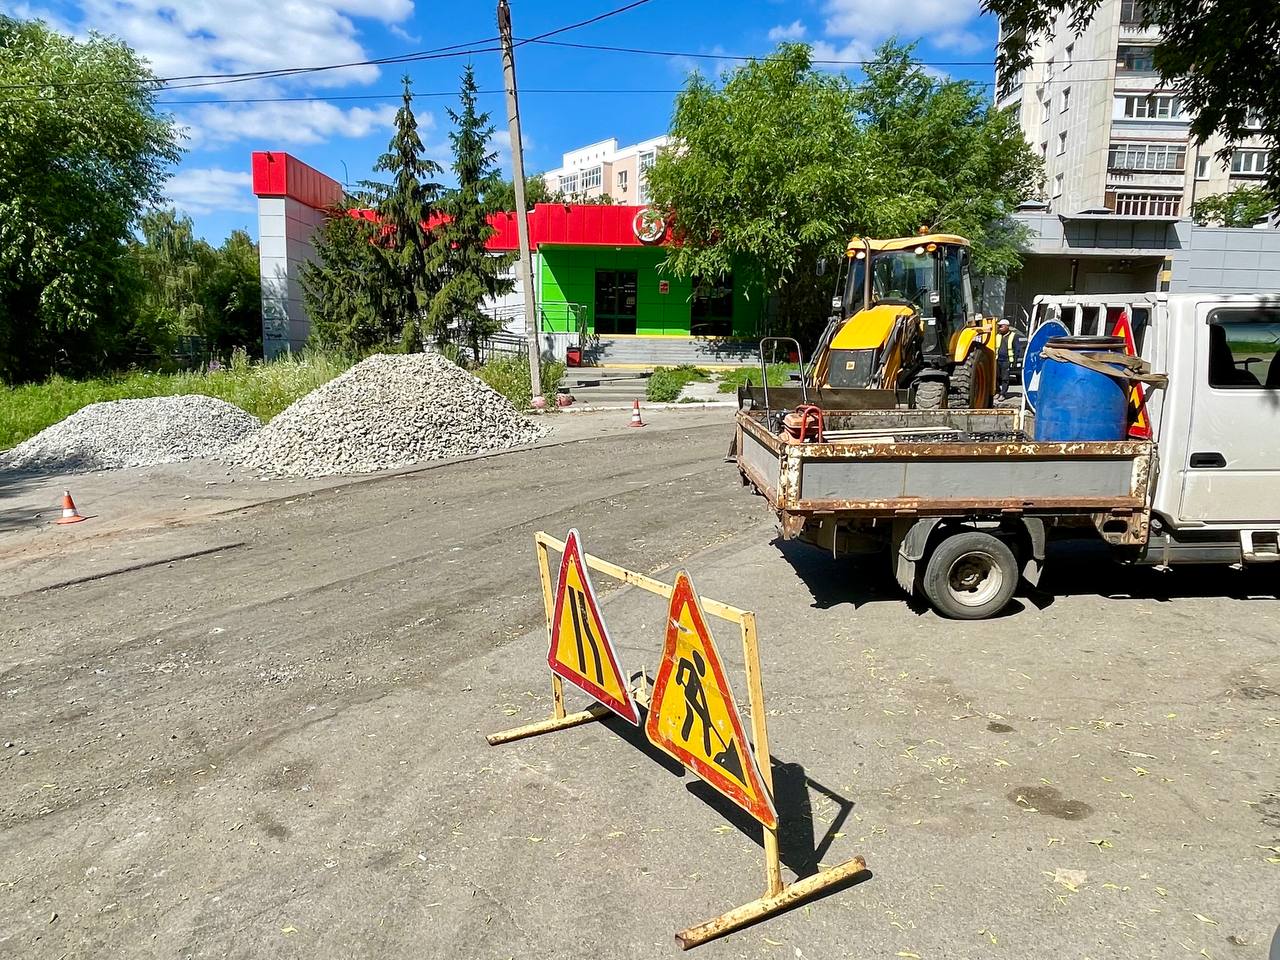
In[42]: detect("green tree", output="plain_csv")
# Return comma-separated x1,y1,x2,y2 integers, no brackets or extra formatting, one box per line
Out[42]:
647,42,1040,340
132,209,215,347
202,229,263,356
647,44,865,338
484,173,559,212
850,43,1040,277
303,203,400,351
361,75,444,352
429,65,516,362
0,15,182,382
1192,185,1275,228
985,0,1280,208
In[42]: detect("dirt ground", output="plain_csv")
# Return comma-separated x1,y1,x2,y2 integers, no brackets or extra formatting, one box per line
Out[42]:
1,407,1277,960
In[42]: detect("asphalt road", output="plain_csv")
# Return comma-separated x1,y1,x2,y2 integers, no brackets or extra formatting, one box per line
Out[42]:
2,412,1278,960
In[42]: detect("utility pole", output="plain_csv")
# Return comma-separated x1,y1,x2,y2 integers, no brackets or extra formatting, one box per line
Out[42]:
498,0,544,409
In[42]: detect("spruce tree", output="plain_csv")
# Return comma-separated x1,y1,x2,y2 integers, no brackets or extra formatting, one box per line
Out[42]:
429,64,515,362
363,75,444,352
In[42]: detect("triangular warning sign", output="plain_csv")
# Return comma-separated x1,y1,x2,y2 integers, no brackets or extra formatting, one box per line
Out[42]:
645,571,778,829
547,529,640,725
1111,311,1152,439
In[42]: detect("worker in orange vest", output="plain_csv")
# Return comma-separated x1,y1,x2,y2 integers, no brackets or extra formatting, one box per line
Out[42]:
995,318,1023,400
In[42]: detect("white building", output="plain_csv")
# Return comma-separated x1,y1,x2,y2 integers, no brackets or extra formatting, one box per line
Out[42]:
541,135,670,205
997,0,1271,222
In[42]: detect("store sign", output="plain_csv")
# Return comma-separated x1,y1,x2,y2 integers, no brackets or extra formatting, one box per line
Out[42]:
632,208,666,244
659,280,670,294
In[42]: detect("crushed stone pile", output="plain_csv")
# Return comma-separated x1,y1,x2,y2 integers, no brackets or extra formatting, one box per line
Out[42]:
0,395,261,474
226,353,546,477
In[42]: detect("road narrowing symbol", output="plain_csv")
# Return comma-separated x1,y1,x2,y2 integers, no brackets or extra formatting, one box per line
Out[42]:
547,528,641,725
646,570,778,829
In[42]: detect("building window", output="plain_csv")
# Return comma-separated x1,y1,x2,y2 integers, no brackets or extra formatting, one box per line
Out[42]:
581,166,602,191
1112,191,1181,216
1063,43,1073,69
1107,141,1186,171
1052,173,1064,198
690,274,734,338
1061,87,1071,113
1118,93,1183,120
1119,0,1148,24
636,151,656,205
1231,149,1271,176
1057,132,1068,156
1040,140,1049,157
616,169,628,193
558,172,579,194
1046,56,1055,80
1117,45,1156,73
1195,155,1210,179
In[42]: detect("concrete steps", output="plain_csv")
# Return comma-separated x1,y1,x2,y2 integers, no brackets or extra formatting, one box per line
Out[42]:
560,367,651,405
586,336,758,368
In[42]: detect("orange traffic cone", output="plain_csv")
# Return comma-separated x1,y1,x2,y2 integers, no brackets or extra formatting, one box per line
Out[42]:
629,399,646,428
54,490,86,525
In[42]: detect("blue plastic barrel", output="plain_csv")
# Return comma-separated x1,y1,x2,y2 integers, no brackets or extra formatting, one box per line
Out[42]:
1033,336,1129,442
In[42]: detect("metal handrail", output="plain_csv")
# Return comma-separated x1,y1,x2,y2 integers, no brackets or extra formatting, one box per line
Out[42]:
757,337,809,412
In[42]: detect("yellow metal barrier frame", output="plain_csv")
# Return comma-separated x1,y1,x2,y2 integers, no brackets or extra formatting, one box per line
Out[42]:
486,531,867,949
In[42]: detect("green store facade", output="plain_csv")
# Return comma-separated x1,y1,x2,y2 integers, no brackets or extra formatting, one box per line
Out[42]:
505,204,766,340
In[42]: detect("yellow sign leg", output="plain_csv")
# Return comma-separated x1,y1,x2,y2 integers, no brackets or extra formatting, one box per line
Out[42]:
740,612,783,896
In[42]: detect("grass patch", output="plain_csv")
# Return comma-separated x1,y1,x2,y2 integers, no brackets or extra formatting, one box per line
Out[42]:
0,349,357,450
646,364,711,403
716,363,801,394
0,348,566,450
475,355,566,410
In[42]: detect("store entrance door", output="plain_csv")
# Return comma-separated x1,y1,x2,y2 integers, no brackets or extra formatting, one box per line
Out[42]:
594,270,638,334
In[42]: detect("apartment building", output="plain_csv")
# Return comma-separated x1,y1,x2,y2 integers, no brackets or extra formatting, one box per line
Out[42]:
541,135,670,204
997,0,1270,221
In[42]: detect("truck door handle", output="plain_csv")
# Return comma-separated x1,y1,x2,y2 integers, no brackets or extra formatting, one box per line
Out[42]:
1190,452,1226,468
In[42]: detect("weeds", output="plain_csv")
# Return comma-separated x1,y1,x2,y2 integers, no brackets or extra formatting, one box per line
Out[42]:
646,364,711,403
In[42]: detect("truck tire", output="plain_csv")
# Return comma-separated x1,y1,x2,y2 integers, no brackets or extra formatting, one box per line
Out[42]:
921,530,1018,620
947,351,989,408
914,379,947,410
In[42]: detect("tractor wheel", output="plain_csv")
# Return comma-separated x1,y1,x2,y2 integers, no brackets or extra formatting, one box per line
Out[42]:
914,379,947,410
947,351,990,409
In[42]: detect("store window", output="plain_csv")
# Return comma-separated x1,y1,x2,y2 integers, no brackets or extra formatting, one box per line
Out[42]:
594,270,638,335
690,275,734,338
1207,310,1280,389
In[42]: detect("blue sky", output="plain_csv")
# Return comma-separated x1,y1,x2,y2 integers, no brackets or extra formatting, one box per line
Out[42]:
5,0,1000,242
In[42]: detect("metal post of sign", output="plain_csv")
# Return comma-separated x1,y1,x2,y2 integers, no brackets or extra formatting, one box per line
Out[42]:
739,611,783,897
485,532,869,949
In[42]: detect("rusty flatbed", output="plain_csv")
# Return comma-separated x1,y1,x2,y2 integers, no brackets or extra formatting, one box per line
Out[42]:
734,407,1155,545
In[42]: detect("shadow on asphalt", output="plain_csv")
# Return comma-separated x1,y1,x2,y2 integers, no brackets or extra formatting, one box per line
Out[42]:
0,469,60,534
776,535,1280,614
599,715,859,882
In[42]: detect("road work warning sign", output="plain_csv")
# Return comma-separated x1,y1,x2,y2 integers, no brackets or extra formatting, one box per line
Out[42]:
547,528,641,725
646,571,778,829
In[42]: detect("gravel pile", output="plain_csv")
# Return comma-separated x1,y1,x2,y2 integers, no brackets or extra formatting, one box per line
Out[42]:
0,395,261,474
226,353,545,477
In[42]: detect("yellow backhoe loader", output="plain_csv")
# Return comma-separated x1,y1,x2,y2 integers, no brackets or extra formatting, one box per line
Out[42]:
809,233,998,409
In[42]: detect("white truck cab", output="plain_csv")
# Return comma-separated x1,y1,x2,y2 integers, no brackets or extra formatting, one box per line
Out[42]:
1031,292,1280,561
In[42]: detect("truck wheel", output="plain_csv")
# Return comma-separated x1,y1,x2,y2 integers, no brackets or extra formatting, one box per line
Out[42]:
914,380,947,410
921,531,1018,619
947,352,989,408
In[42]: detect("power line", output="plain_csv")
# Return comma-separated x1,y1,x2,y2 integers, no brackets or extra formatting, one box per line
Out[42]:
0,0,657,93
522,37,1124,68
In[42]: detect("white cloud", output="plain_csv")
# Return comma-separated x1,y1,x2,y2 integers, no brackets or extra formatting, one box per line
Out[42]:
182,101,401,147
810,38,876,70
767,20,807,42
821,0,985,53
164,167,254,216
68,0,416,88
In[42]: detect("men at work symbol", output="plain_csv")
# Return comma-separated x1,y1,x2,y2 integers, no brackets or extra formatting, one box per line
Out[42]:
674,649,745,783
567,585,603,684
